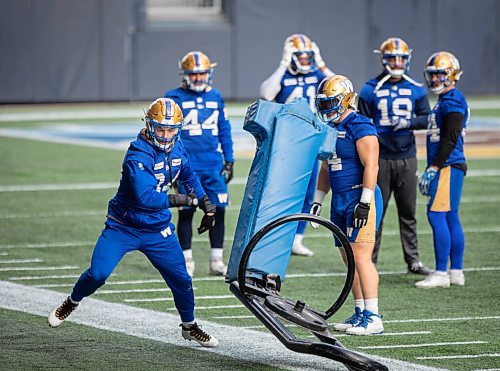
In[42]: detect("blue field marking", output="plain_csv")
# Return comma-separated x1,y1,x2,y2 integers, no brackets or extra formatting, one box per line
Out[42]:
0,119,256,153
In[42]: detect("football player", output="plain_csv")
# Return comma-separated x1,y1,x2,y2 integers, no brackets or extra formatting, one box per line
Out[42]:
48,98,218,347
165,51,234,277
415,52,468,288
311,75,384,335
260,34,335,257
358,37,432,275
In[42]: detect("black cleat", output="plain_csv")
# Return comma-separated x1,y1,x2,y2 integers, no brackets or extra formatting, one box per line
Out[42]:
408,261,433,275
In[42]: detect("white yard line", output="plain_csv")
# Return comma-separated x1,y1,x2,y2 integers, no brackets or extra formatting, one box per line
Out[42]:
0,258,43,264
359,341,487,350
124,295,234,303
384,316,500,324
0,168,497,193
9,274,84,281
416,353,500,360
0,252,9,256
1,195,499,220
13,267,500,287
306,331,433,338
97,288,173,294
0,265,79,272
165,304,245,311
2,226,500,250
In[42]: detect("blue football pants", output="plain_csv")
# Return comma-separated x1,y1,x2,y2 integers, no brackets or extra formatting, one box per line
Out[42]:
71,218,195,322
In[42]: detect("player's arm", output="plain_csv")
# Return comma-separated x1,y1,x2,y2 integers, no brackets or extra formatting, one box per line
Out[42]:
408,95,432,130
357,86,373,119
309,160,331,228
432,112,464,169
353,135,379,228
259,66,287,101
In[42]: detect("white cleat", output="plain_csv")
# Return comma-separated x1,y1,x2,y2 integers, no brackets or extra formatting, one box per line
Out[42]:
185,258,195,277
181,323,219,348
415,271,450,289
48,296,79,328
333,307,364,332
291,234,314,257
450,270,465,286
209,258,227,276
345,310,384,336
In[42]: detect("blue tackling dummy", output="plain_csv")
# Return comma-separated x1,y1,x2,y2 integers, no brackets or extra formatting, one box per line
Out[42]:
226,97,336,283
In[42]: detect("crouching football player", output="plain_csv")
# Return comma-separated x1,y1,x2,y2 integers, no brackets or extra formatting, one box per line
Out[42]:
48,98,219,347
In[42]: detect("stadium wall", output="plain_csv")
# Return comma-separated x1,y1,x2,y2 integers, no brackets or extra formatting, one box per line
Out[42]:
0,0,498,103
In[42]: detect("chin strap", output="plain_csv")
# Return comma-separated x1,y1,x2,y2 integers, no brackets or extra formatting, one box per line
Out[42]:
373,73,391,93
374,73,423,93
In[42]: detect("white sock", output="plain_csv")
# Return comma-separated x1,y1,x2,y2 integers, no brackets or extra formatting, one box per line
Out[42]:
210,248,223,261
364,298,379,314
293,234,303,244
450,269,463,275
354,299,364,311
183,249,193,260
69,296,79,305
182,320,196,328
435,270,448,276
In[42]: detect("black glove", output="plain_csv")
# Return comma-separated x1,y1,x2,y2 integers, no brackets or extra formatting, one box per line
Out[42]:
220,161,234,184
168,193,198,208
353,202,370,228
197,195,216,234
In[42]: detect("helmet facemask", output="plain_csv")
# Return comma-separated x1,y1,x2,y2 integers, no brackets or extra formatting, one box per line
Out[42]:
182,69,213,92
290,50,315,74
382,53,411,78
315,94,345,123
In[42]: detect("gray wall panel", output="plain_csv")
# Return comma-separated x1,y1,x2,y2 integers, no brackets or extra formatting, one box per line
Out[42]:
435,0,498,94
0,0,498,102
0,0,34,102
134,26,231,100
101,0,136,101
33,0,100,101
364,0,432,85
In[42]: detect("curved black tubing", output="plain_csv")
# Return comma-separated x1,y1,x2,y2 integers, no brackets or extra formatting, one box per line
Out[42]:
237,213,355,320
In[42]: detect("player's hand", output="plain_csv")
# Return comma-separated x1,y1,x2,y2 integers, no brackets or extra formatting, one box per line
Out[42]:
280,38,294,68
309,202,322,229
168,193,198,208
418,167,438,195
198,195,216,234
220,161,234,184
311,42,325,69
353,202,370,228
392,117,410,131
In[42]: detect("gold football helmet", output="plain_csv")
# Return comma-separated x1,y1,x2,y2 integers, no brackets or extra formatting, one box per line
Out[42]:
145,98,184,151
287,34,315,74
374,37,412,77
179,51,217,92
315,75,357,123
424,51,463,94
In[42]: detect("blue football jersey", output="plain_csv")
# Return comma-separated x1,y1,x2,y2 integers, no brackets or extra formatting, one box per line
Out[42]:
108,132,205,231
326,112,378,192
427,88,469,167
275,69,326,111
164,87,234,170
359,75,429,159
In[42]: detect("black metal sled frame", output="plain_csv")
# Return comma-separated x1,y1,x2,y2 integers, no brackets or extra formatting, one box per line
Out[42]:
229,213,388,371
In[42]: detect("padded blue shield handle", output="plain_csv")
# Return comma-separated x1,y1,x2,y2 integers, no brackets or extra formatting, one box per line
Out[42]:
226,98,336,283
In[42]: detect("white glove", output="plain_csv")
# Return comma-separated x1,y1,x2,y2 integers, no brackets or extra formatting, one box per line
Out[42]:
311,41,325,69
392,117,410,131
280,38,294,68
309,202,322,229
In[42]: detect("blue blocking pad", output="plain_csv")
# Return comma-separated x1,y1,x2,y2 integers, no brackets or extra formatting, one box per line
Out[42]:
227,97,336,283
